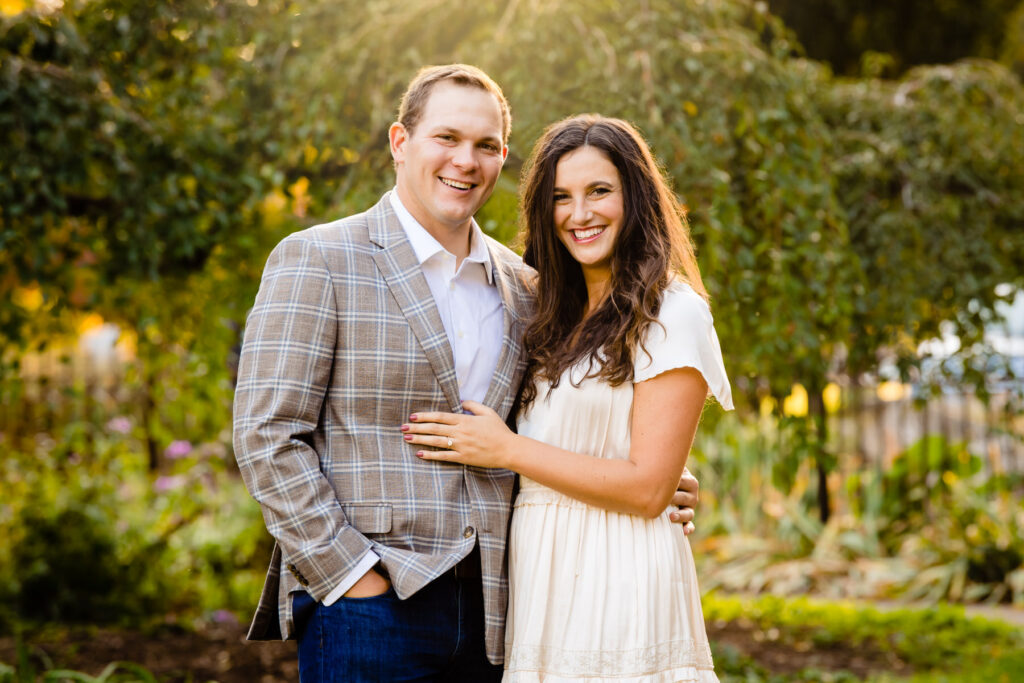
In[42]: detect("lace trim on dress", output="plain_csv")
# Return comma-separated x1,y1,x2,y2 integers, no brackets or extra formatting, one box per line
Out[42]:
514,486,675,518
505,638,715,676
514,486,586,509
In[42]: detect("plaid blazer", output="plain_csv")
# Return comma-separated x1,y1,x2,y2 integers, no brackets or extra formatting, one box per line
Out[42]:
232,193,535,664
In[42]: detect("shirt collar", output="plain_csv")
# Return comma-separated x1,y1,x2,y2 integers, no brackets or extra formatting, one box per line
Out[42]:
389,190,494,284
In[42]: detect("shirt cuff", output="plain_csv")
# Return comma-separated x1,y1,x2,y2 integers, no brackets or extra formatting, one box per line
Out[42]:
321,550,381,606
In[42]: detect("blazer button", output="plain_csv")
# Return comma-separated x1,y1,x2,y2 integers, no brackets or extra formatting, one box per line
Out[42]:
463,526,475,538
287,563,309,586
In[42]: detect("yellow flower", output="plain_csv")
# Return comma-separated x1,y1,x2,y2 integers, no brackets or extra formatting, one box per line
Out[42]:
783,384,808,417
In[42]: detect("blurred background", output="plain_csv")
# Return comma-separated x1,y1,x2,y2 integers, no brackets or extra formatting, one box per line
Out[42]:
1,0,1023,680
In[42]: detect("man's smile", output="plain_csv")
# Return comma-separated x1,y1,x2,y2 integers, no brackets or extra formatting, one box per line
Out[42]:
439,177,476,191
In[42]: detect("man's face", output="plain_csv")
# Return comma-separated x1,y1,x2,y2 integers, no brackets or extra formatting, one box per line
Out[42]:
390,82,508,239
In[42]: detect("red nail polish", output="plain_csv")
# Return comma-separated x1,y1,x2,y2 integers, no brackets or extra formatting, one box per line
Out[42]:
415,451,424,458
400,425,409,432
410,414,418,421
404,434,412,441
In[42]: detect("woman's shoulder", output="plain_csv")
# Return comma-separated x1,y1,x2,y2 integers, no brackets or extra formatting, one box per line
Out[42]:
658,279,713,326
636,278,734,408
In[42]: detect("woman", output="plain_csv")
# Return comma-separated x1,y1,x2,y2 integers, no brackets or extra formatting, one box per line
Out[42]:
403,115,732,682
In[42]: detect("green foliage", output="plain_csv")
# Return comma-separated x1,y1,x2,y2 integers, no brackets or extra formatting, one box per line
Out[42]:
704,593,1024,674
714,648,863,683
0,654,160,683
871,650,1024,682
819,61,1024,375
5,0,1021,405
11,506,134,623
0,413,269,632
0,0,264,352
691,413,1024,604
1002,3,1024,78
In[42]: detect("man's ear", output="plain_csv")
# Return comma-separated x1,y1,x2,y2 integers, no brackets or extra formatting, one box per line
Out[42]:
389,122,407,165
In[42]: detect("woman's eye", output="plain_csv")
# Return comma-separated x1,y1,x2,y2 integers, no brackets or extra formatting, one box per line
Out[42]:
553,194,569,202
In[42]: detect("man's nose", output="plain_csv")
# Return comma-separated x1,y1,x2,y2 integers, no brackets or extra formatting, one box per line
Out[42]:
451,143,479,171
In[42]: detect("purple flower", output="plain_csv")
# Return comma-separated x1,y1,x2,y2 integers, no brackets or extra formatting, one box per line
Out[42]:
164,440,193,459
212,609,239,625
107,417,132,434
154,475,186,493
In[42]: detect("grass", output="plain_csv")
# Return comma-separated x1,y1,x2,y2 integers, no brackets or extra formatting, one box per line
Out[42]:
2,593,1021,681
703,592,1023,682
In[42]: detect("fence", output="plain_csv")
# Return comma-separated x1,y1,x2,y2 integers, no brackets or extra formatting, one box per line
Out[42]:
2,338,1022,480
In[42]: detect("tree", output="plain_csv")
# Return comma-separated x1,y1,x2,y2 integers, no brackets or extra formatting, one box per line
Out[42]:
5,0,1021,522
766,0,1024,77
819,60,1024,380
0,1,262,356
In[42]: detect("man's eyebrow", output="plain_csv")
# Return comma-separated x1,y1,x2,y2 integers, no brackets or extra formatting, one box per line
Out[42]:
424,126,458,137
431,126,502,145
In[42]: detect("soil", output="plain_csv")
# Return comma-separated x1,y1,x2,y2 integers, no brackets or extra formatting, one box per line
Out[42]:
0,619,914,681
705,619,912,678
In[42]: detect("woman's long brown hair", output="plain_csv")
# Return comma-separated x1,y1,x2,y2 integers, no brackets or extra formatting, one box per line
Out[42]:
518,114,707,411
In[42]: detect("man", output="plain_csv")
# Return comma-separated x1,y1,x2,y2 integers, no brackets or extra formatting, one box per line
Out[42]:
233,64,699,681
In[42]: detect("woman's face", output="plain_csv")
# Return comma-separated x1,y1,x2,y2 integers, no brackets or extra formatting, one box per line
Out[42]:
551,145,624,283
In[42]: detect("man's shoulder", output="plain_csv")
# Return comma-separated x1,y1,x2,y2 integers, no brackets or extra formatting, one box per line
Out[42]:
481,234,534,274
278,211,374,252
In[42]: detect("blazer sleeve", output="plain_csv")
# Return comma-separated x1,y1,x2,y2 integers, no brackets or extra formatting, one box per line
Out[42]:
232,232,374,601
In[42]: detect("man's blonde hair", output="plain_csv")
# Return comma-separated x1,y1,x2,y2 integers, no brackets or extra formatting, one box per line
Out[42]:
397,64,511,143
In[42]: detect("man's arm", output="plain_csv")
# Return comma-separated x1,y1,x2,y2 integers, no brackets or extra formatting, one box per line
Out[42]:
233,233,376,601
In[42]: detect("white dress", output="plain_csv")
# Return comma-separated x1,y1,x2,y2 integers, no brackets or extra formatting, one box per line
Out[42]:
503,281,734,683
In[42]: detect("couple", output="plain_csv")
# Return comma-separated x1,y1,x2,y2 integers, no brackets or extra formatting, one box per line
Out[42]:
233,63,732,682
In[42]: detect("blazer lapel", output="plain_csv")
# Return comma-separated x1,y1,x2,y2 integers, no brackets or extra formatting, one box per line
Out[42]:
367,194,462,412
483,245,528,414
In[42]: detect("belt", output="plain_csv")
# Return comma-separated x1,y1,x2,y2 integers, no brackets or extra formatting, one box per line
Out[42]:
453,545,482,579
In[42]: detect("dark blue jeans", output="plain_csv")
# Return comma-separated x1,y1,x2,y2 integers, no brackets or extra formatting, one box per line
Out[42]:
293,572,502,682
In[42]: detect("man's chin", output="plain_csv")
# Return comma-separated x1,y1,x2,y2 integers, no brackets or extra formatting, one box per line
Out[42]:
437,204,484,227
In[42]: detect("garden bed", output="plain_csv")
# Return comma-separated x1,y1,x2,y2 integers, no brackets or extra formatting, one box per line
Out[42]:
0,619,911,682
2,594,1021,682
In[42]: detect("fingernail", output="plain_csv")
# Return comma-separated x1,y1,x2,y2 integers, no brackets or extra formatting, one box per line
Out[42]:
415,451,424,458
400,425,409,432
403,434,412,441
410,414,418,421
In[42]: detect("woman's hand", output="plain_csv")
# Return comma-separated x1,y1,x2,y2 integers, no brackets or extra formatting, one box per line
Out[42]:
401,400,516,469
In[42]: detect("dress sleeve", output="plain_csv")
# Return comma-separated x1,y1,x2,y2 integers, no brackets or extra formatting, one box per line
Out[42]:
633,282,734,410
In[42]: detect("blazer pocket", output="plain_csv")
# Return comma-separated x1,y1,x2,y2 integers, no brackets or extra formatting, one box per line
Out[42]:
342,503,393,534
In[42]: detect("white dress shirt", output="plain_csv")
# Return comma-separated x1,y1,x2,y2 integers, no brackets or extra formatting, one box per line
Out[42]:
320,191,505,604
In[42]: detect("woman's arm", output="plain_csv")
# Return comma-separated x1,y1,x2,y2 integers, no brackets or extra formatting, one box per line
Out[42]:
403,367,708,518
